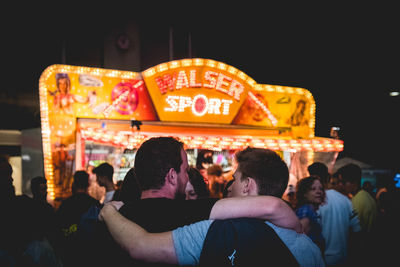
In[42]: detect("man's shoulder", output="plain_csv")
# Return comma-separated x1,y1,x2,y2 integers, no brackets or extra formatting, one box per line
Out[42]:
265,222,324,266
79,193,101,206
326,189,351,204
58,193,100,211
201,218,299,267
353,189,374,200
265,221,297,237
265,221,316,247
353,190,377,208
122,198,217,211
120,198,218,231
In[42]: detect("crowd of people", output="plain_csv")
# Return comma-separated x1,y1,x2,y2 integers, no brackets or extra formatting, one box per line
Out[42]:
1,137,400,266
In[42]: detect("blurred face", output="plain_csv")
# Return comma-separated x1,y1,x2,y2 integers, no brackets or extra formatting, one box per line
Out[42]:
208,174,225,185
329,177,344,192
185,181,197,200
199,169,209,185
177,149,189,196
214,175,225,184
304,179,324,206
96,175,106,187
343,181,358,196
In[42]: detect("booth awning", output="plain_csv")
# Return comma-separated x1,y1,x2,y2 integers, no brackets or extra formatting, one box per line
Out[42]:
78,120,343,152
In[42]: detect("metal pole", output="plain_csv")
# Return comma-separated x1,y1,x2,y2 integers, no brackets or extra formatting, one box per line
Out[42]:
188,32,192,58
61,39,66,64
169,26,174,61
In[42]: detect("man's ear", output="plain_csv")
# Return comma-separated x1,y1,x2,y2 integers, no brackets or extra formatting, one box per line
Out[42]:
242,177,251,194
166,168,178,186
246,177,258,195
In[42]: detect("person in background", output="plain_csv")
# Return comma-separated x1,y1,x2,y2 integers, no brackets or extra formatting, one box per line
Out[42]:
295,175,326,254
30,176,54,218
93,162,116,203
285,184,297,209
362,181,375,198
112,179,124,201
30,176,57,245
113,167,141,203
1,157,62,266
308,162,331,185
370,171,400,265
185,166,210,200
207,164,226,199
310,162,361,266
1,156,31,265
195,149,214,184
339,163,378,266
100,147,324,267
328,171,346,195
222,179,234,198
55,170,101,267
78,167,142,267
339,163,377,234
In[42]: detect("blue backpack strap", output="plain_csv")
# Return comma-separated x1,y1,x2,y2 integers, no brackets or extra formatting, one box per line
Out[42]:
199,218,299,267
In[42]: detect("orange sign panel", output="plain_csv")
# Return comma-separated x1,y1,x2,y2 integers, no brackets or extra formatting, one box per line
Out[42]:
142,59,250,124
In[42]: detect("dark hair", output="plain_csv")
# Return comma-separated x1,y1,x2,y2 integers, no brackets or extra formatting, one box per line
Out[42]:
329,171,344,185
93,162,114,182
55,73,71,88
223,179,234,198
30,176,47,196
235,147,289,198
308,162,329,185
73,170,90,190
188,167,210,199
116,168,141,203
338,163,362,186
207,164,223,176
134,137,184,190
295,176,326,209
196,149,213,170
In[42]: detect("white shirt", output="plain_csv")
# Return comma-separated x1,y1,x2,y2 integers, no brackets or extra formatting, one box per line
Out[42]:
317,189,361,265
103,190,115,203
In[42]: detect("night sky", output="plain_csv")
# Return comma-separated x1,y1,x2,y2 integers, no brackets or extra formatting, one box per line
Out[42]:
2,4,399,171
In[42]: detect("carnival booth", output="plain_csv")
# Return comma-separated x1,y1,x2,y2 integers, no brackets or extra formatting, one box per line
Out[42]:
39,58,343,203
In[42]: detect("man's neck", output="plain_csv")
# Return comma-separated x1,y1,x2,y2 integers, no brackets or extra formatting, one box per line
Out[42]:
141,189,175,199
74,188,87,194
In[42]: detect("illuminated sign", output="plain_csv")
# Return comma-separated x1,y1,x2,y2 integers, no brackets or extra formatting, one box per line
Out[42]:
164,94,233,116
143,59,251,124
155,69,244,101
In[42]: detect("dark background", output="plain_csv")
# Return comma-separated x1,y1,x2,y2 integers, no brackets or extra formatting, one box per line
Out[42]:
1,4,399,171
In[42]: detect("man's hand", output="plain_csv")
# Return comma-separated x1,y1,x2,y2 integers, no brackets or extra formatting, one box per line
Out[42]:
98,201,124,221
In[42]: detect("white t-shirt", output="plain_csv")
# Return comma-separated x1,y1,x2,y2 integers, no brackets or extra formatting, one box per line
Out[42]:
103,190,115,203
317,189,361,265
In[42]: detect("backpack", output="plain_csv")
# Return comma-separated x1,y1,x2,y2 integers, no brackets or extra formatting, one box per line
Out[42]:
199,218,299,267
